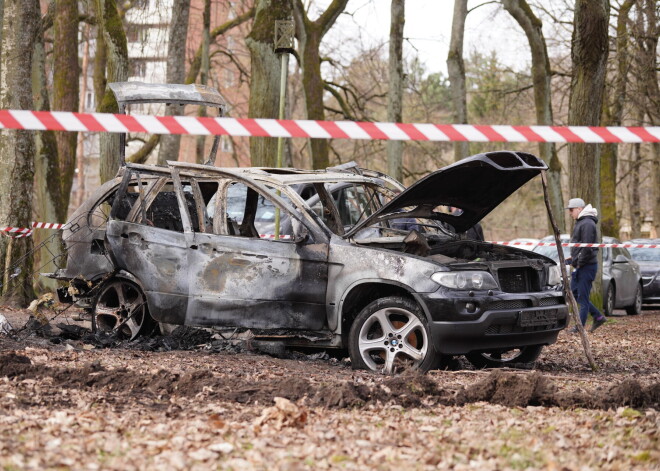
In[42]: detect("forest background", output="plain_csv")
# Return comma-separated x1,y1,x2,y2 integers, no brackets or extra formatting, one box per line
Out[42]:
0,0,658,305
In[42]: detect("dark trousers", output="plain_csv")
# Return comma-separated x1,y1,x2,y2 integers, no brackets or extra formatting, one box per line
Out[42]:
570,263,603,325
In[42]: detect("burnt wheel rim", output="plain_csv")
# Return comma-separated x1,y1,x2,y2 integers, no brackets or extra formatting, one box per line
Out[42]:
358,307,428,374
478,349,524,364
94,280,147,340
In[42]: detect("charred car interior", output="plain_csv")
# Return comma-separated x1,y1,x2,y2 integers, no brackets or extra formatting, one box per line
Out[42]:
46,82,568,374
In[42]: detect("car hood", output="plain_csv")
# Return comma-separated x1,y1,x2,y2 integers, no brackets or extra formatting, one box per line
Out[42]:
345,151,547,237
636,261,660,275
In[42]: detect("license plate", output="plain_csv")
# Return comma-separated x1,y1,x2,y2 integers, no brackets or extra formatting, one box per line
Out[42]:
519,310,557,327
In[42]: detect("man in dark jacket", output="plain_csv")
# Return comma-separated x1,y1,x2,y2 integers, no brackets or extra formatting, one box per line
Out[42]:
565,198,607,332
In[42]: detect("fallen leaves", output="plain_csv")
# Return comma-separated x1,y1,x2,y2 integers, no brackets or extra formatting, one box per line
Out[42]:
254,397,308,431
0,307,659,469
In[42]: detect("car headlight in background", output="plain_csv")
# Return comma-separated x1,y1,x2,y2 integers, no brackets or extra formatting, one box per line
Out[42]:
431,271,499,290
547,265,561,286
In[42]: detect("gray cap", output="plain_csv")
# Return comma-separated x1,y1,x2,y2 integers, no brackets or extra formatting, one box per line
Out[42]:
566,197,586,209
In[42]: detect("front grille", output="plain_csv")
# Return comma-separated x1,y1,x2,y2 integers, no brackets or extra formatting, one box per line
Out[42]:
497,267,538,293
484,317,567,335
539,297,562,307
488,300,529,310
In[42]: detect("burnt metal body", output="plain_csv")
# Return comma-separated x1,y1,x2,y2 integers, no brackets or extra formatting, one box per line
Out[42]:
50,150,568,356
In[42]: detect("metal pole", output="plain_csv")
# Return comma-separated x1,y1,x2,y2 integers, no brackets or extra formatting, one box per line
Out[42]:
273,19,294,240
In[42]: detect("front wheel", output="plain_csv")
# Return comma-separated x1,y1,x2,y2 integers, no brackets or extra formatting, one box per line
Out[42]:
348,296,439,374
92,278,154,340
465,345,544,369
625,284,642,316
604,284,615,317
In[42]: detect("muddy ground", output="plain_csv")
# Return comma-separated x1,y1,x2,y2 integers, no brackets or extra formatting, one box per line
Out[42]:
1,305,659,470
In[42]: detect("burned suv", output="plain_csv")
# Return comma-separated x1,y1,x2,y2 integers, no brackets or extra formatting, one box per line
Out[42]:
50,149,567,373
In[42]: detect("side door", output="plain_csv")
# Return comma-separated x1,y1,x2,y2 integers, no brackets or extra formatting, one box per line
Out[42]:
105,169,192,325
609,246,636,306
185,178,330,331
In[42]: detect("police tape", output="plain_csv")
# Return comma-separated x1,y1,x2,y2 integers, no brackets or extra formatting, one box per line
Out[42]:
0,222,292,240
491,241,660,248
1,109,660,143
0,222,66,238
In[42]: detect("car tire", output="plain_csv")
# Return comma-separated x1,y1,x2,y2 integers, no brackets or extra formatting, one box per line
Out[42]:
465,345,544,369
92,278,154,340
348,296,439,374
604,284,615,317
625,284,642,316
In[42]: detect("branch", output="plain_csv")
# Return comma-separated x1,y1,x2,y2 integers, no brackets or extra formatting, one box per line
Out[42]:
323,83,357,120
185,7,255,85
127,135,161,164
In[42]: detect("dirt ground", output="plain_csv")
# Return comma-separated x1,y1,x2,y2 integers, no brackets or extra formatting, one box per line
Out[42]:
1,305,659,471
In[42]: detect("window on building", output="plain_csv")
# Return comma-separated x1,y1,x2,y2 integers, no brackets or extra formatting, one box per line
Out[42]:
130,60,147,78
85,91,94,111
220,136,232,153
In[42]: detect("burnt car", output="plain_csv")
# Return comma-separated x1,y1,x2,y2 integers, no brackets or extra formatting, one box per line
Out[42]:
626,238,660,306
533,235,642,316
49,150,568,373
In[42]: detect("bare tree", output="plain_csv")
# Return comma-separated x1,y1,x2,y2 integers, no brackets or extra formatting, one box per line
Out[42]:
0,0,40,305
447,0,468,162
52,0,79,214
503,0,565,232
600,0,635,237
32,4,63,293
568,0,610,209
94,0,128,183
387,0,405,182
293,0,349,169
158,0,191,165
246,0,292,167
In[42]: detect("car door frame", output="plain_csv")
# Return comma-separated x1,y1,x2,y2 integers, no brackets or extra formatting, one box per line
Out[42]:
178,168,332,331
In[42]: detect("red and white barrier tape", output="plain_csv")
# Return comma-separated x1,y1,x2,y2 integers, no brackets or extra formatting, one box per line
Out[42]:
492,241,660,248
1,222,66,238
1,110,659,143
1,221,293,240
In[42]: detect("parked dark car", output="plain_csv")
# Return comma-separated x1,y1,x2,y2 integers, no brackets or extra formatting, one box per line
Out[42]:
46,83,568,374
626,238,660,306
532,235,642,316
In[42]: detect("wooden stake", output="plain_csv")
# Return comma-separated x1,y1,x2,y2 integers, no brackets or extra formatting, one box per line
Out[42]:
540,170,597,371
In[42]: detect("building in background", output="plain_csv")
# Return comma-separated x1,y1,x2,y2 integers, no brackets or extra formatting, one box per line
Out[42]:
71,0,252,215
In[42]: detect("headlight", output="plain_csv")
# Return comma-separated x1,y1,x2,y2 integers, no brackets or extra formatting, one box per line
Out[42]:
431,271,498,290
547,265,561,286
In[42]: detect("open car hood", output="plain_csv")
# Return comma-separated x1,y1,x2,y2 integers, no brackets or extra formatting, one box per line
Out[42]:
345,151,547,237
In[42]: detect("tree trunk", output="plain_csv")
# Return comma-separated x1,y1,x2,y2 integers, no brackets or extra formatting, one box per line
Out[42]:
293,0,348,169
158,0,190,165
387,0,405,182
638,0,659,236
32,11,63,293
600,0,634,237
95,0,128,183
195,0,210,165
568,0,609,210
630,142,642,238
0,0,39,306
503,0,564,233
53,0,79,214
246,0,291,167
568,0,609,311
447,0,469,162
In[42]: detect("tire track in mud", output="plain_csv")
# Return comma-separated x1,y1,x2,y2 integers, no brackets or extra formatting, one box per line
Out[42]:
2,352,659,411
